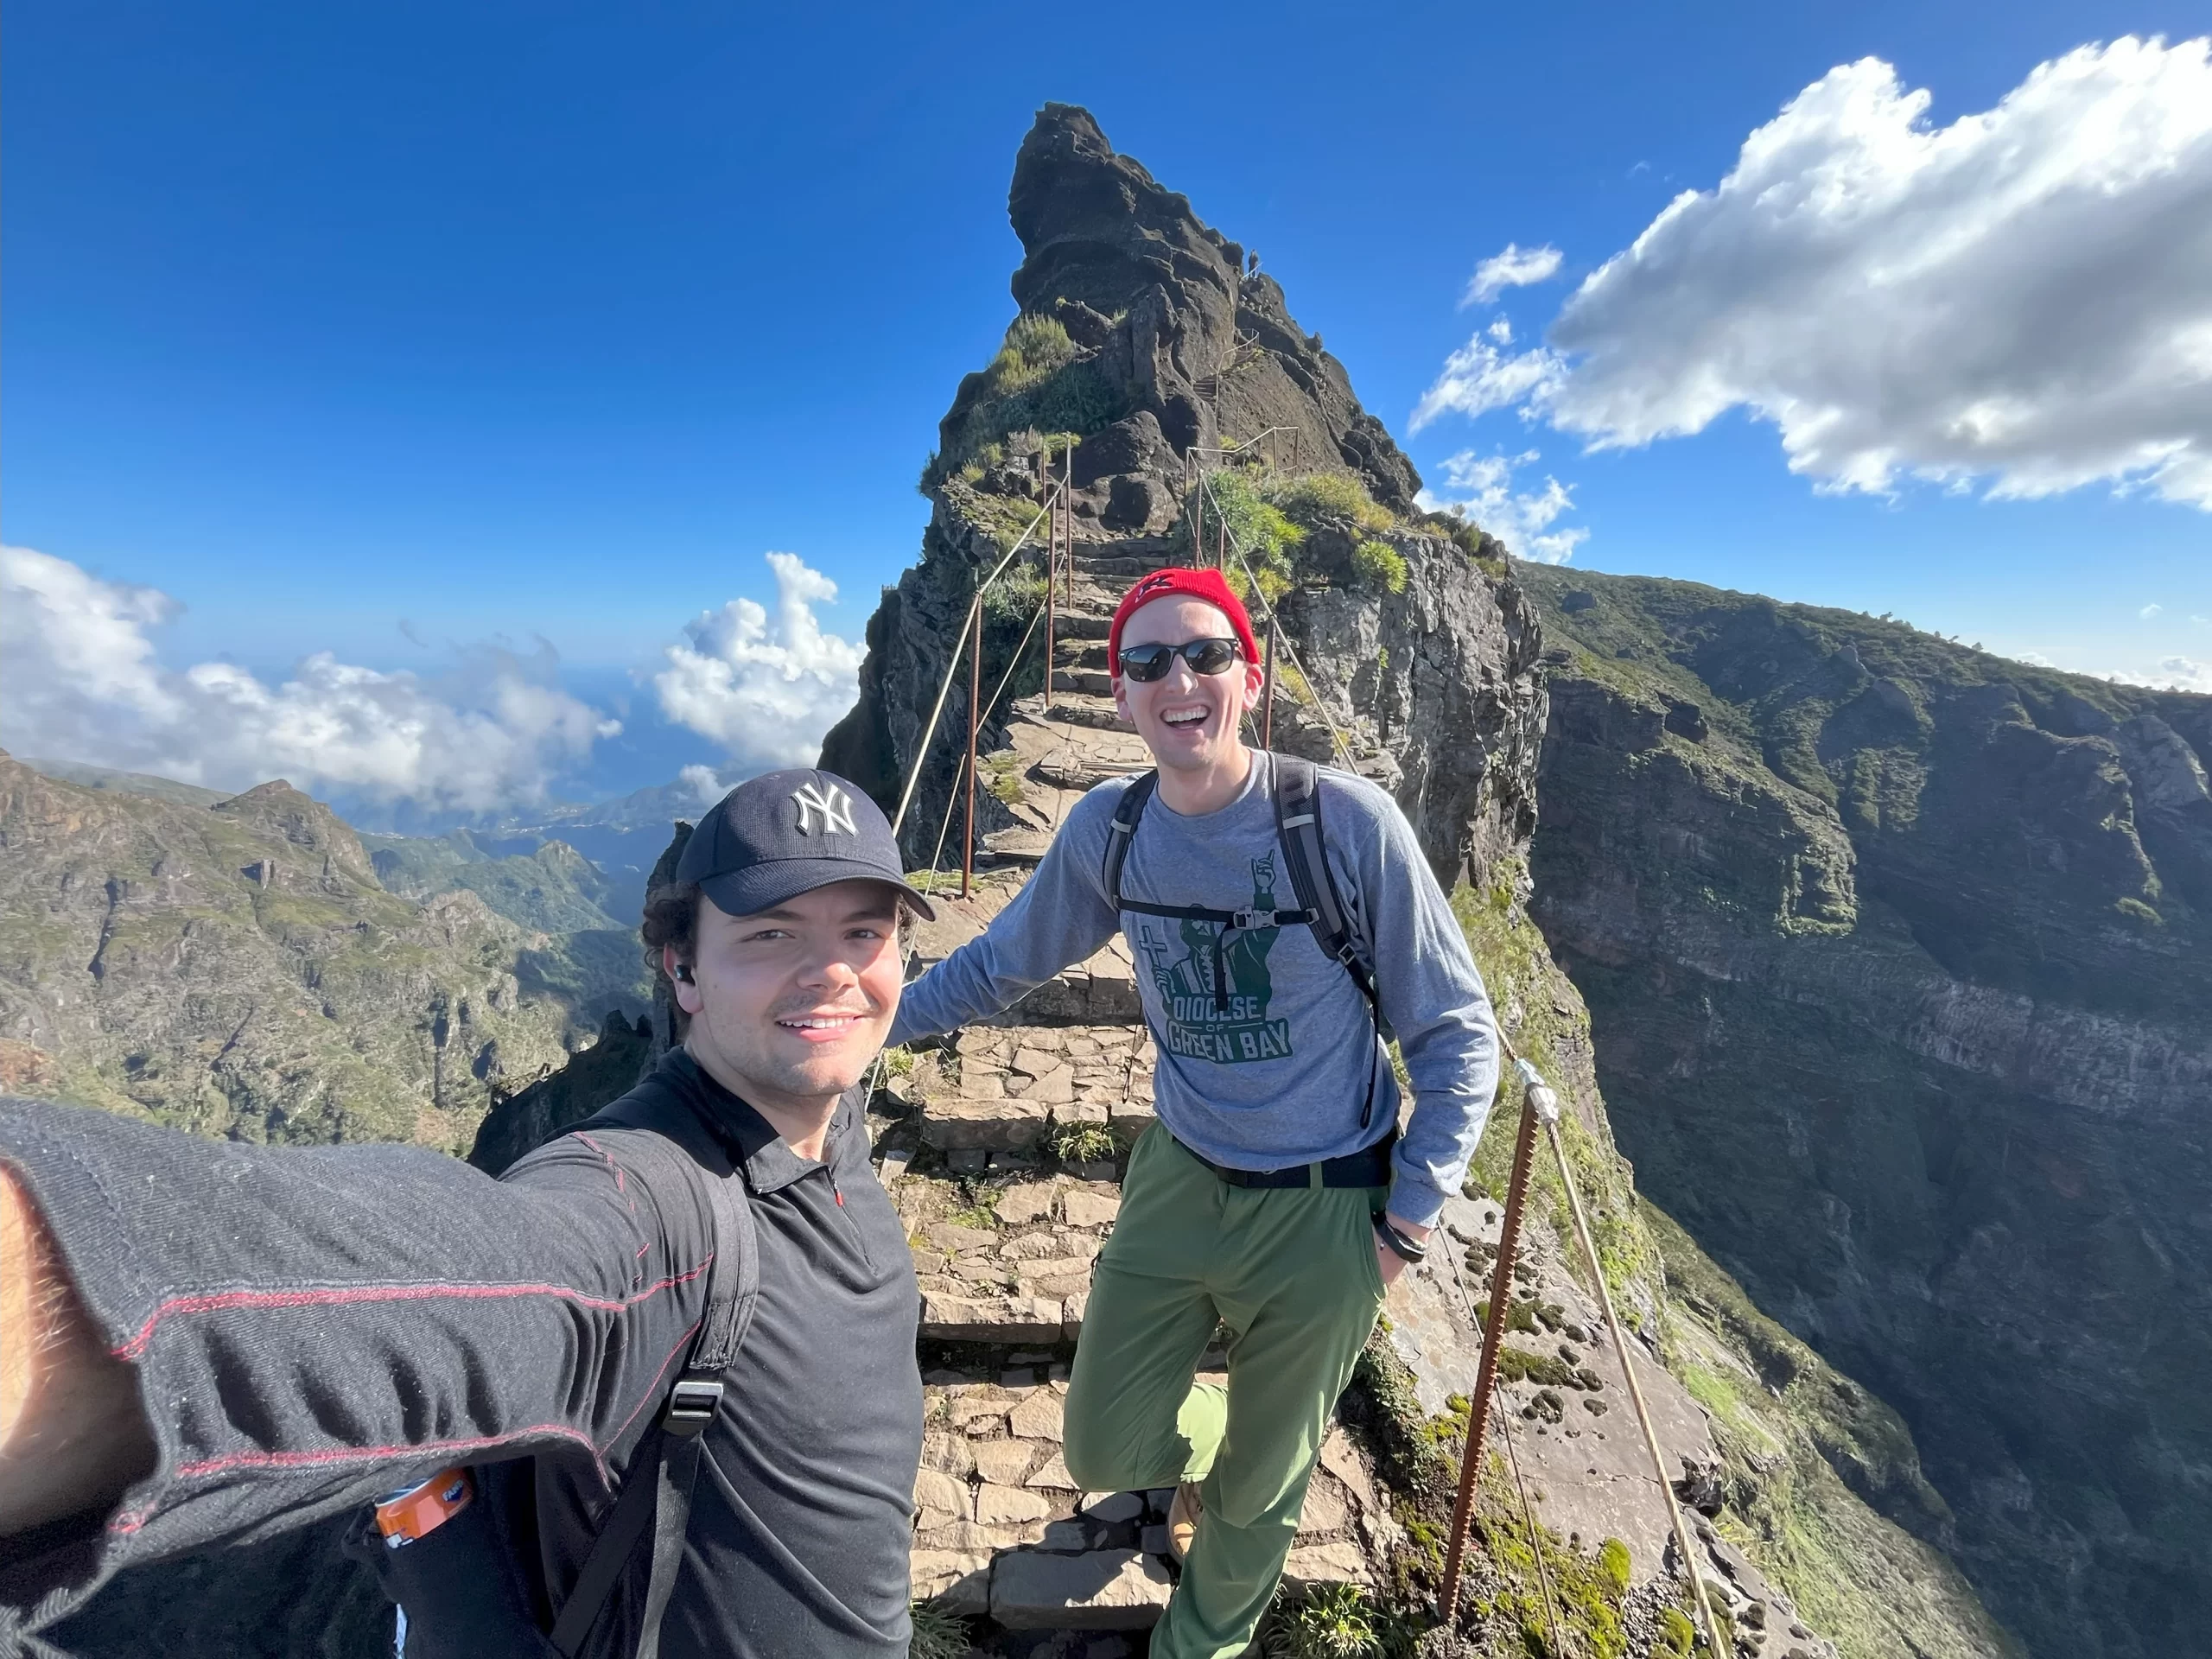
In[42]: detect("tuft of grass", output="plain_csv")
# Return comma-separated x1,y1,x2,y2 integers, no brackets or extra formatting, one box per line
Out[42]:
1184,470,1306,601
1046,1120,1119,1165
1272,472,1395,536
1264,1581,1382,1659
944,1186,1001,1230
1351,539,1408,595
907,1599,970,1659
1599,1537,1631,1598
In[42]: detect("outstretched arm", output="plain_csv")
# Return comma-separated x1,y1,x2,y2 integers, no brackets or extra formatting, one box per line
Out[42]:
0,1097,716,1621
0,1162,156,1537
888,791,1122,1046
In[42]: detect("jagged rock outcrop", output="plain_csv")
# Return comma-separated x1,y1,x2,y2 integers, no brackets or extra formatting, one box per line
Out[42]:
823,101,1478,870
1519,566,2212,1658
989,103,1422,518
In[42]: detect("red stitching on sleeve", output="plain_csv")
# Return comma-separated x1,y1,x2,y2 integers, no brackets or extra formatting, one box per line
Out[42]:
601,1315,707,1452
111,1257,714,1362
175,1422,608,1485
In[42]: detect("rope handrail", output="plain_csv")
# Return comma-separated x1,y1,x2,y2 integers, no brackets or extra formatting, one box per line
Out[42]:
1186,424,1300,462
890,483,1064,835
916,589,1051,894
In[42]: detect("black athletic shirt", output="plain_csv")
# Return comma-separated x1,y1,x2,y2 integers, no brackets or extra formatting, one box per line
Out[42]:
0,1051,923,1658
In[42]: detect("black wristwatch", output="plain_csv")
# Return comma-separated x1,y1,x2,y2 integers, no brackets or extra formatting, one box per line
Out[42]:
1373,1215,1428,1264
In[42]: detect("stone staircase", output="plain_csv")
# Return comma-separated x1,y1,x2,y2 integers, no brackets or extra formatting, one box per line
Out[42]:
874,530,1396,1646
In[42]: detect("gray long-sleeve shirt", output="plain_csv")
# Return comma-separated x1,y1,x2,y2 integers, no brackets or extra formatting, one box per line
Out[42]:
889,752,1498,1225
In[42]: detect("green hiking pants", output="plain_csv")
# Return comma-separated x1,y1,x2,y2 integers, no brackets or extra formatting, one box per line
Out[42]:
1062,1126,1386,1659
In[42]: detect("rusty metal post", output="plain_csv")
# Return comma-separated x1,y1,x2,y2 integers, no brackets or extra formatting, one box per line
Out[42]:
962,595,982,899
1045,478,1058,715
1191,474,1202,571
1217,516,1226,574
1261,612,1277,751
1438,1086,1543,1624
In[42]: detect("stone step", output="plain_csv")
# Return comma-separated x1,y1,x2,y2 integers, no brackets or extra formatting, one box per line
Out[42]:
910,1025,1154,1147
1057,613,1114,641
1052,666,1115,697
1075,552,1172,581
981,828,1053,862
911,1364,1389,1624
1058,639,1111,671
1019,692,1130,733
1073,531,1174,557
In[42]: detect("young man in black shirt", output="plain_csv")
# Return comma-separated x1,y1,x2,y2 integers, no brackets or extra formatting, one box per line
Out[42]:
0,768,931,1658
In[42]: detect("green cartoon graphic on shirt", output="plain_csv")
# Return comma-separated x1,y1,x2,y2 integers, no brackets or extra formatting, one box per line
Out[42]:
1136,854,1294,1064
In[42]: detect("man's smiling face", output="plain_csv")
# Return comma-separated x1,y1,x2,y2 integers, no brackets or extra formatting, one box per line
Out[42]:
1112,594,1264,779
669,878,903,1116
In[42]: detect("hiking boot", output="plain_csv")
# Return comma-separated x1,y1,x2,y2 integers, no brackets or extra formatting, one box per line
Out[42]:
1166,1481,1201,1562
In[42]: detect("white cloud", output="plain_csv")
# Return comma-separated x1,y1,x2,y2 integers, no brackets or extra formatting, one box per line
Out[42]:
2109,655,2211,691
1418,37,2212,510
1416,450,1590,564
653,552,864,769
678,763,728,810
1411,334,1567,430
2141,602,2164,619
1462,243,1565,308
0,545,618,813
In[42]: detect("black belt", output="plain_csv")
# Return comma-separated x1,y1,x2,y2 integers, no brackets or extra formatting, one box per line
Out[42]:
1173,1129,1395,1190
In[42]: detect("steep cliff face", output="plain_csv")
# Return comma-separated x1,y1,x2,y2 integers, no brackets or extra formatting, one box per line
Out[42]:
1517,566,2212,1657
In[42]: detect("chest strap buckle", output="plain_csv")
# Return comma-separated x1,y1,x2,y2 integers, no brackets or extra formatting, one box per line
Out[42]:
661,1377,724,1438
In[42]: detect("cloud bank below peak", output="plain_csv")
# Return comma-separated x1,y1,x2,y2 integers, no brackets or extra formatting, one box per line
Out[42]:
1,544,620,814
1418,35,2212,512
2,546,868,817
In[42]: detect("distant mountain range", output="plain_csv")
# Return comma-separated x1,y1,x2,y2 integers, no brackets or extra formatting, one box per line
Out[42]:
1,753,668,1153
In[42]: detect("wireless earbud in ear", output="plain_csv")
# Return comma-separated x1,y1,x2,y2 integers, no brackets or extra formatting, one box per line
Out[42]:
673,963,696,984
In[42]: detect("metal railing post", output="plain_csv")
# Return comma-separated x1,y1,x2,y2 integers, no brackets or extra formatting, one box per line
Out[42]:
1262,612,1277,751
962,596,982,899
1191,469,1203,571
1439,1084,1542,1624
1045,475,1058,715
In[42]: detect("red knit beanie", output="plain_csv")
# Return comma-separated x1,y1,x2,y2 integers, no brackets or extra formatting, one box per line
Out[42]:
1107,568,1262,677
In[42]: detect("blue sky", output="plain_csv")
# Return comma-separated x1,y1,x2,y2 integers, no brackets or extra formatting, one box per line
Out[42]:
4,0,2207,812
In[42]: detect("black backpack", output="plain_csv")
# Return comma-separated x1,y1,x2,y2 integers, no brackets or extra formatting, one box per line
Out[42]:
357,1070,761,1659
1101,752,1392,1128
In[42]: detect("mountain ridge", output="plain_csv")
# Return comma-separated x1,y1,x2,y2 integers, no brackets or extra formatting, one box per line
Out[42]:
1516,563,2212,1656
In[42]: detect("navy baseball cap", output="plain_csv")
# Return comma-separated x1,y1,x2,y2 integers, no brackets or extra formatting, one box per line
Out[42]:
675,768,937,921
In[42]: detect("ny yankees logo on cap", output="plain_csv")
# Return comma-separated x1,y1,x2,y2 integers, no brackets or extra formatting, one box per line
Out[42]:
791,780,858,836
673,766,936,921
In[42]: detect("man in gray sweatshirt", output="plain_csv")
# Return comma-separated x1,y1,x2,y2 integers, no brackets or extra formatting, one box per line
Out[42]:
888,567,1499,1659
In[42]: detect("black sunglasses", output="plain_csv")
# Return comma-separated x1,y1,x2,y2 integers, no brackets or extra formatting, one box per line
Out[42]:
1117,637,1243,683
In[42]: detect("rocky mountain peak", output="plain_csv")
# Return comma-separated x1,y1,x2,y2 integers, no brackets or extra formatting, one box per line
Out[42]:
209,778,376,885
928,103,1421,531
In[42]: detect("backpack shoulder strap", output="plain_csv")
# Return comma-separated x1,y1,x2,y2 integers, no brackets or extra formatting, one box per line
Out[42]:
1270,754,1394,1131
1271,755,1377,1007
547,1072,759,1659
1101,770,1159,912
